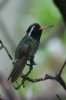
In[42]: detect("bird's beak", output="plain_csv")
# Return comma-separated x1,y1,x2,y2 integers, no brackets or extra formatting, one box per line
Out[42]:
39,25,54,30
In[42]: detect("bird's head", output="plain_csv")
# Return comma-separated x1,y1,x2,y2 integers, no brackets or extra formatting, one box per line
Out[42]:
26,23,53,41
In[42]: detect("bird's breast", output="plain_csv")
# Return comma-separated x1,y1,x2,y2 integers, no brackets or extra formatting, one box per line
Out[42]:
28,40,39,59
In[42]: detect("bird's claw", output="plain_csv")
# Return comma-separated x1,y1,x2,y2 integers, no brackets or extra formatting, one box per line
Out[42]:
26,61,36,66
14,78,25,89
13,84,21,90
21,75,27,88
26,63,31,66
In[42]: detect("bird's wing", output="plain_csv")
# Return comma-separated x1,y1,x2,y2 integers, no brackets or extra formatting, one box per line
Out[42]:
15,43,30,59
8,43,30,82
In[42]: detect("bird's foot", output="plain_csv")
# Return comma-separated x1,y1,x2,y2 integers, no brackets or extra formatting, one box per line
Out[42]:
26,63,31,66
14,77,26,89
14,83,21,90
13,81,21,90
26,61,36,66
21,74,29,87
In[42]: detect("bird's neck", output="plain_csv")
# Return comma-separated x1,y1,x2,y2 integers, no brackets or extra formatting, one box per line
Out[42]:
27,34,40,42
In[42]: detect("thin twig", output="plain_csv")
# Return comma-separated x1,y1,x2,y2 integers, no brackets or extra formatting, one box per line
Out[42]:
58,60,66,76
56,94,62,100
18,60,66,91
22,74,66,91
0,40,13,60
3,44,13,60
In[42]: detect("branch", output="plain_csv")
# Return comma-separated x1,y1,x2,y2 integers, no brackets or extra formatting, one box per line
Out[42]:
14,60,66,91
25,60,66,91
56,94,62,100
0,40,13,60
54,0,66,24
58,60,66,76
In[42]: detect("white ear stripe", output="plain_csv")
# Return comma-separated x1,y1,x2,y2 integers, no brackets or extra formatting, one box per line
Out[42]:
28,26,35,36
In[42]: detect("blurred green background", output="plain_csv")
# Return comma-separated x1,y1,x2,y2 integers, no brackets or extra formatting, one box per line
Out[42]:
0,0,66,99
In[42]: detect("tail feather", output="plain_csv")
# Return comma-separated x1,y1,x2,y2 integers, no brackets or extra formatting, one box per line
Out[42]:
8,56,28,82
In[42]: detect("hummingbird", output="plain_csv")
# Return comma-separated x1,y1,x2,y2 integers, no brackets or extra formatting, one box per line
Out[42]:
8,23,53,87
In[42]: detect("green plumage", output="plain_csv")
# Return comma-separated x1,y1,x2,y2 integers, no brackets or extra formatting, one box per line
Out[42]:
15,35,39,59
8,23,53,88
8,23,42,83
9,35,39,82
